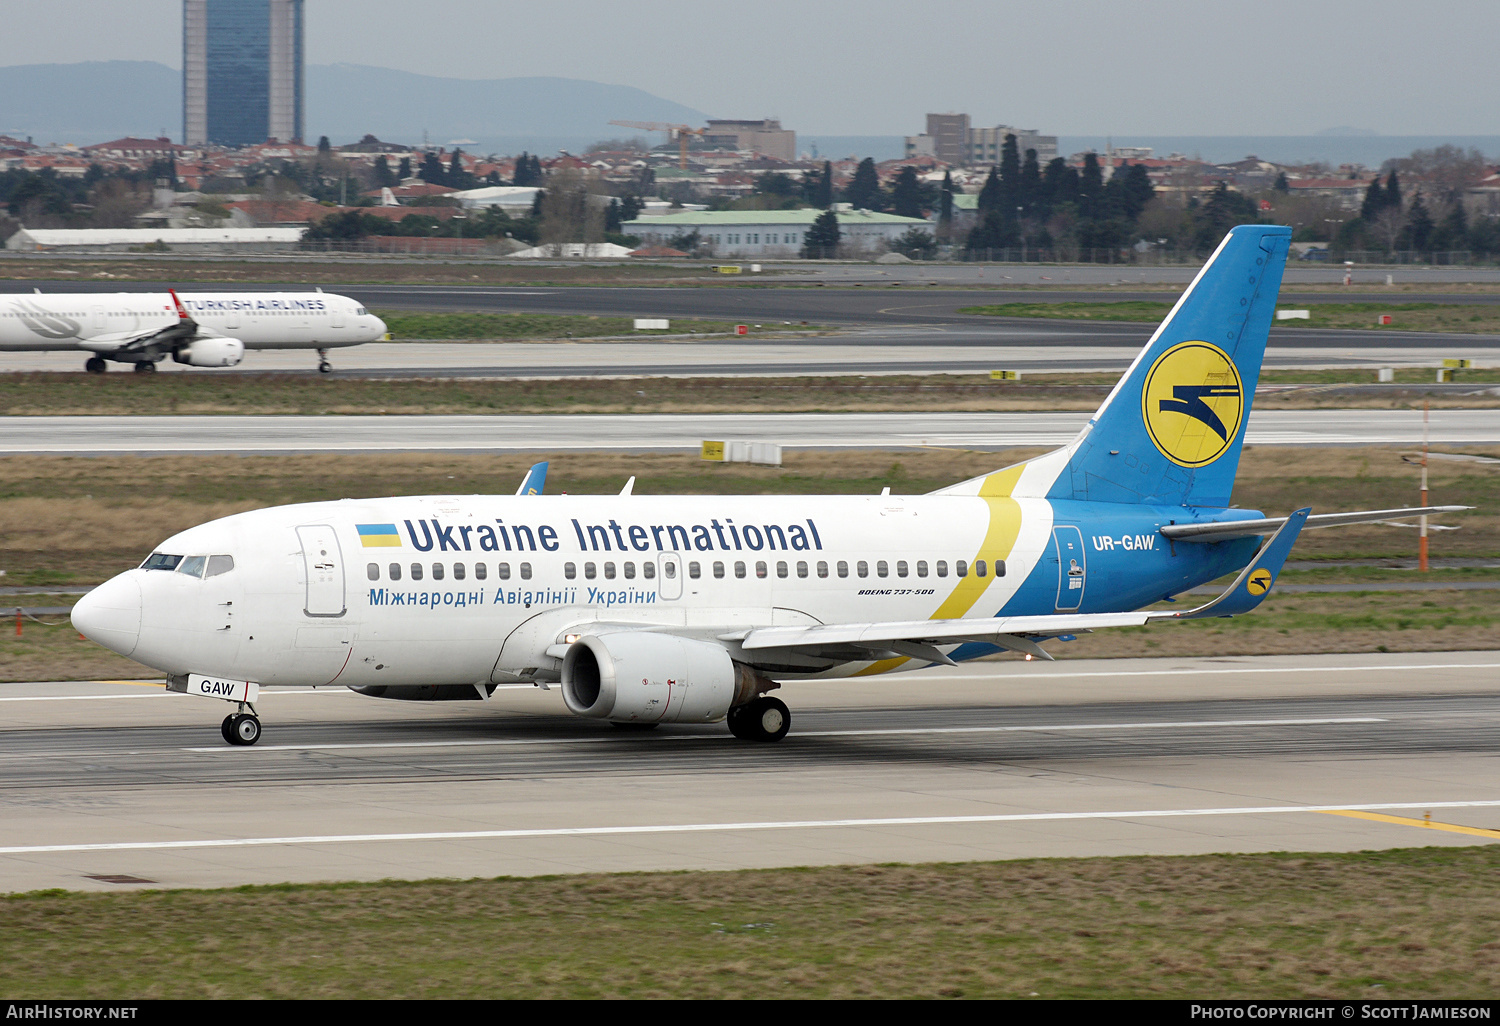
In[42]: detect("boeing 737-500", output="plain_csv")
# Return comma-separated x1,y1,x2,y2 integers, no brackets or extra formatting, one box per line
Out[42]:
71,226,1467,746
0,288,387,373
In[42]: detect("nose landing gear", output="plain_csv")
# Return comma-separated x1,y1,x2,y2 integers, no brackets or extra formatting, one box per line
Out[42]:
221,708,262,746
317,348,333,374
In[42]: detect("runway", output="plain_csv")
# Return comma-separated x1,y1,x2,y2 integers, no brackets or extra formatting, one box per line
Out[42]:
2,408,1495,454
1,651,1496,892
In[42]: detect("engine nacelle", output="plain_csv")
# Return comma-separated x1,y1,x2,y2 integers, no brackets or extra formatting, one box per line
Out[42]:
174,337,245,367
561,632,736,724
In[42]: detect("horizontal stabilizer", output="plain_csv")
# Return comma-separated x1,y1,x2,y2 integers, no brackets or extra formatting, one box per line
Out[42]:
1166,507,1308,619
1162,505,1470,542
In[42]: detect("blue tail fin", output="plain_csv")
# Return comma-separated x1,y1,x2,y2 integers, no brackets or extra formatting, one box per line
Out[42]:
1047,225,1291,508
516,461,548,496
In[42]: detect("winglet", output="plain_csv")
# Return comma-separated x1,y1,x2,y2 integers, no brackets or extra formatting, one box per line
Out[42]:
168,289,192,322
1167,507,1310,620
515,461,548,496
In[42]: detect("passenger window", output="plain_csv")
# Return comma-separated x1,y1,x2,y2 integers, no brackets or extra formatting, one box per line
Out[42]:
520,563,532,580
712,561,724,579
411,563,424,581
565,562,577,579
688,561,700,579
776,561,788,579
816,561,827,578
735,561,746,579
857,560,869,578
623,562,636,579
955,560,967,578
896,560,908,578
177,555,207,578
837,560,848,578
367,563,380,581
584,562,596,579
876,560,888,578
996,560,1006,577
643,561,655,579
756,561,768,579
205,555,235,578
975,559,987,577
936,560,948,578
498,563,511,580
604,562,616,579
797,561,808,578
916,560,928,578
389,563,402,581
432,563,445,581
453,563,466,580
475,562,487,580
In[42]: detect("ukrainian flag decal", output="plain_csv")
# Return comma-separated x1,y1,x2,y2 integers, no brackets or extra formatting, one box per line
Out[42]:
357,524,402,548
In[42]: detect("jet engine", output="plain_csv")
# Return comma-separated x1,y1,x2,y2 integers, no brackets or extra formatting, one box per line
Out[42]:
561,632,738,724
174,338,245,367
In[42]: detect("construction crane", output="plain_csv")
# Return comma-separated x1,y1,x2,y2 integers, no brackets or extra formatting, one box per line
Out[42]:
609,120,705,170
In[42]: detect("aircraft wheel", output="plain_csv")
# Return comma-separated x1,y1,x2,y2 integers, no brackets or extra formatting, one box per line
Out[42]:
318,361,333,374
85,357,107,374
726,703,754,739
133,361,157,374
743,697,790,742
227,713,261,746
220,715,237,745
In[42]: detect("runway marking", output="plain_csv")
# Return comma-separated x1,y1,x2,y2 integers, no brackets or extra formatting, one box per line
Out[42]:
911,661,1500,682
1321,809,1500,841
179,716,1383,753
5,800,1500,857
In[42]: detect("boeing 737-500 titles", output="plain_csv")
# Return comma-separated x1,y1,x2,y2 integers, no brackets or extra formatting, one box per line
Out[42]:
71,226,1467,745
0,288,387,373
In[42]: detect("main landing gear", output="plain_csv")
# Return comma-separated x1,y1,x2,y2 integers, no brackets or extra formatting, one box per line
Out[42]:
317,348,333,374
727,696,790,742
221,709,262,746
84,357,107,374
132,361,157,374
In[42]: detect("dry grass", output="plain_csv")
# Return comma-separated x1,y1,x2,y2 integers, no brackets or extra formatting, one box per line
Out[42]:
962,299,1500,335
4,847,1499,998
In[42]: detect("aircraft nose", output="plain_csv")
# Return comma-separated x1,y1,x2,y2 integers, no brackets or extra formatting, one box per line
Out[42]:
72,574,141,657
372,314,388,340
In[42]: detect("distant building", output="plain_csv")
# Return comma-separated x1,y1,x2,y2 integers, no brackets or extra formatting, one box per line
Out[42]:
905,114,1057,166
6,227,304,253
622,209,931,257
183,0,304,147
700,120,796,162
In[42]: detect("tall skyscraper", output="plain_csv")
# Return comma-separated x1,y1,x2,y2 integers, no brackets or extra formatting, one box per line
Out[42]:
183,0,304,148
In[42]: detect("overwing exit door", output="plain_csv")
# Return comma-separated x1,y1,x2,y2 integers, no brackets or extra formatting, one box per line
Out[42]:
1052,526,1086,611
296,524,346,617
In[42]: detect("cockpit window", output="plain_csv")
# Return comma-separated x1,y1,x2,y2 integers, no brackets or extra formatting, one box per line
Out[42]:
355,306,368,316
141,553,183,571
177,555,207,578
205,555,235,578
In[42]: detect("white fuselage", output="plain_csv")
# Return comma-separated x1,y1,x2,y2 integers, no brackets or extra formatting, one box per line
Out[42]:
0,291,386,352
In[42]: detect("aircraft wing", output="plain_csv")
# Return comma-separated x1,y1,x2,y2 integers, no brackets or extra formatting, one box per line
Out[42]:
736,509,1311,664
76,289,203,355
1161,505,1469,542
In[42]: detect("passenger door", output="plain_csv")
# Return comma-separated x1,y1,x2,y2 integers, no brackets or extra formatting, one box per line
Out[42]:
296,524,346,617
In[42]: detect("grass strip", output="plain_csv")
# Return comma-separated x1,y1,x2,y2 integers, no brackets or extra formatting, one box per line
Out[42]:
5,847,1500,998
960,300,1500,336
377,310,819,340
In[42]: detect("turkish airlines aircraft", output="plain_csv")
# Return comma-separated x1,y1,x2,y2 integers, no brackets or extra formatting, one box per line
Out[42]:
0,289,387,373
72,226,1464,746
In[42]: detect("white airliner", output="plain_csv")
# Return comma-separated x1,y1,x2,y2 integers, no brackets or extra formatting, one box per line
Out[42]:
0,289,387,373
71,226,1464,746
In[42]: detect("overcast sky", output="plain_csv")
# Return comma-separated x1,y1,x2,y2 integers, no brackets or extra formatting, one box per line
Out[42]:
5,0,1497,136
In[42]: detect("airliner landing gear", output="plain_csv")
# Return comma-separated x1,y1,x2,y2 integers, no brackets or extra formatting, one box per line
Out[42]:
133,361,157,374
727,697,790,742
221,711,261,746
85,357,107,374
317,348,332,374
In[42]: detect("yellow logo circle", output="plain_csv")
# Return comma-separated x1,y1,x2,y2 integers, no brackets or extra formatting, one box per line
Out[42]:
1141,341,1245,468
1246,569,1273,596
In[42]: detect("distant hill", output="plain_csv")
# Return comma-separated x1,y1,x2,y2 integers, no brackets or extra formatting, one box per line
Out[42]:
0,60,708,154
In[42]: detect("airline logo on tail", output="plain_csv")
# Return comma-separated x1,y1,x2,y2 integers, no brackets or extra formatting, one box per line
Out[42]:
1141,341,1244,467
